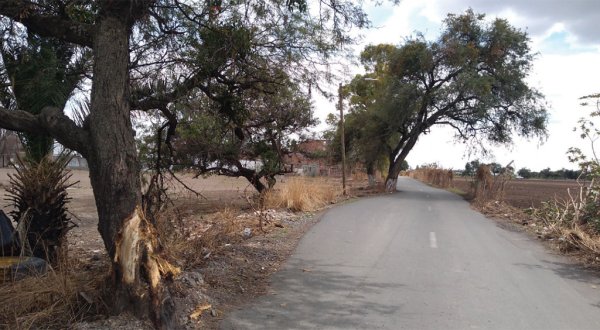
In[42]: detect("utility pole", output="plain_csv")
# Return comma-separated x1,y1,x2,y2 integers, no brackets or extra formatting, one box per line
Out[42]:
338,82,346,196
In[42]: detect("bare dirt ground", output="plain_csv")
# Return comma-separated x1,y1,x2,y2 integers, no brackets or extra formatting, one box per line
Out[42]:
0,168,381,329
0,169,258,262
452,177,585,208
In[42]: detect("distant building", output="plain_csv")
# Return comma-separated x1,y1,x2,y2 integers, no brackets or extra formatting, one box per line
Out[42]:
283,139,331,176
0,131,24,167
0,131,88,169
296,139,328,155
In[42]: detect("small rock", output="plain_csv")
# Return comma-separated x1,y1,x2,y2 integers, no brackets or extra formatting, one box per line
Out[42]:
242,228,252,238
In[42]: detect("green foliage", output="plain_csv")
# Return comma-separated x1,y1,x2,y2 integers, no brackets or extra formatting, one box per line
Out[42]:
399,159,409,171
158,80,316,191
130,0,383,192
517,167,532,179
463,160,481,176
344,9,547,183
6,153,76,264
0,30,87,161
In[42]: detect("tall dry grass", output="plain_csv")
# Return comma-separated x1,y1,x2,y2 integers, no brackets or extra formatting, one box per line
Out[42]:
409,167,454,188
473,165,512,204
264,177,340,212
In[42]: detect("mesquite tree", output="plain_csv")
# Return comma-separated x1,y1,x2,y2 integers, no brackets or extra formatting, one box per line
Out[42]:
346,10,548,191
0,0,378,326
172,81,315,192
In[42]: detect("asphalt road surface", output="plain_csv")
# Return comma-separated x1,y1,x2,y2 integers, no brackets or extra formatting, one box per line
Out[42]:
221,177,600,329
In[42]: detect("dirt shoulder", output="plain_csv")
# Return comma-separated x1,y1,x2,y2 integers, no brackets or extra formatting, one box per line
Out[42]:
0,168,382,329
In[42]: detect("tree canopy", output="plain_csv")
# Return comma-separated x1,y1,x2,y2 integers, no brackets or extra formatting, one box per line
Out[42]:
345,10,548,190
0,0,386,326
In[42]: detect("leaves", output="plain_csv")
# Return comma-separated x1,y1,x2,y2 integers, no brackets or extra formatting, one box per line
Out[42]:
342,9,547,181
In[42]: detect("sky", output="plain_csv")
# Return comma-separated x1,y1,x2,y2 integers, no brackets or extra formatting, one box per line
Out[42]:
310,0,600,172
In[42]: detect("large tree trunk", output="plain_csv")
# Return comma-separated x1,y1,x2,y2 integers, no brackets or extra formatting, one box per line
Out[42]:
385,134,420,193
384,165,399,193
366,162,376,187
86,9,176,329
239,167,268,193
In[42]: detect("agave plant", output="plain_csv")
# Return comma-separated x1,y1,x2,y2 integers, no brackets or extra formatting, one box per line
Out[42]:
6,153,77,265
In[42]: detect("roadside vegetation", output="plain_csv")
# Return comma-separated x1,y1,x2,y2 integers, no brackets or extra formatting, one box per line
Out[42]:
409,99,600,265
0,1,589,329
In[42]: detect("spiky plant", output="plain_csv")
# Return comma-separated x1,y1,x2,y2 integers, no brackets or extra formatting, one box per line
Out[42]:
6,153,76,265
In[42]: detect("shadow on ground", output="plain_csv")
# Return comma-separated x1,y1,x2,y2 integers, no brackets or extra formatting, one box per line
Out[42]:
221,258,404,329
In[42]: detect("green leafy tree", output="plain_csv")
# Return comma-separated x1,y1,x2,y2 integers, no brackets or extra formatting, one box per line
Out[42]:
489,162,503,176
463,159,481,176
0,0,383,324
171,81,315,192
346,10,547,191
0,33,87,161
517,167,532,179
0,18,88,264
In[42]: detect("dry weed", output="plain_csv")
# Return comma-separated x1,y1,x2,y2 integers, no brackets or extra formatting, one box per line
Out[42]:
263,177,340,212
472,165,512,205
409,167,454,188
156,207,244,267
0,260,105,329
351,171,368,181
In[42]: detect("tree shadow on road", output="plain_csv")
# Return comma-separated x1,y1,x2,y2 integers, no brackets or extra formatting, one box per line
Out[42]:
220,258,405,329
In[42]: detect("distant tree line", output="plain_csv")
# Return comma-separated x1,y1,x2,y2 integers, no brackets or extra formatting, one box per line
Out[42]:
516,167,581,180
462,160,581,180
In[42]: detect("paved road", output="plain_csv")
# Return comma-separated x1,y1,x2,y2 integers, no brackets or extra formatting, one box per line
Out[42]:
221,177,600,329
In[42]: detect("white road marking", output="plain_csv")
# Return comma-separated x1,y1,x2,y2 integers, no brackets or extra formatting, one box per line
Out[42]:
429,232,438,249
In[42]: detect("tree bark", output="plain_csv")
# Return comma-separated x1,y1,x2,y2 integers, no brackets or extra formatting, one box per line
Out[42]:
0,1,176,327
366,162,376,187
385,133,420,192
239,167,268,193
85,8,176,329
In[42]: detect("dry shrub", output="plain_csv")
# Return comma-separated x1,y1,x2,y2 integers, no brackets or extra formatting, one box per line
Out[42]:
409,166,453,188
156,206,244,267
351,170,368,181
473,165,511,204
474,164,494,201
0,261,104,329
263,177,339,212
553,226,600,255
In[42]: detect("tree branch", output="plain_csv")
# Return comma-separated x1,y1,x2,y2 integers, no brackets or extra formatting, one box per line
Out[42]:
0,106,90,156
0,1,94,48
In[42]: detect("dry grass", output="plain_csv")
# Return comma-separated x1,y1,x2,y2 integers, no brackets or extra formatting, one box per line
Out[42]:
461,165,512,205
0,260,105,329
351,171,368,181
263,177,340,212
153,205,243,268
409,167,454,188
